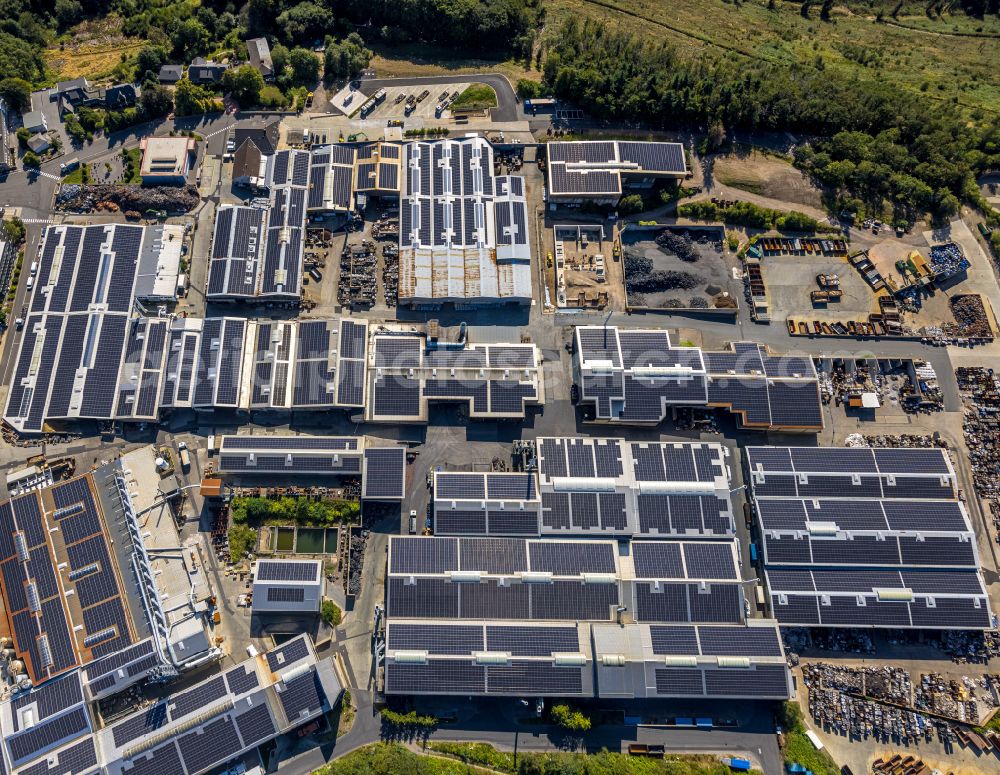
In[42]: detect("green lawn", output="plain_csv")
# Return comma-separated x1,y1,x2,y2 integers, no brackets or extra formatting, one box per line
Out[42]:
450,83,498,111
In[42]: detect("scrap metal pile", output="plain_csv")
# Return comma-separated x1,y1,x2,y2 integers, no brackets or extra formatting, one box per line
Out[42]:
347,528,368,596
803,663,912,705
957,366,1000,545
338,239,377,308
859,434,943,449
914,673,984,723
944,294,994,341
55,183,200,213
806,682,936,745
382,242,398,307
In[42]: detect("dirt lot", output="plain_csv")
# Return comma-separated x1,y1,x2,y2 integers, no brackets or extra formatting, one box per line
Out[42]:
712,149,823,210
621,226,736,310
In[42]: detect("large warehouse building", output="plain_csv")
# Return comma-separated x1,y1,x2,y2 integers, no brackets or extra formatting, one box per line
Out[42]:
0,634,341,775
398,136,532,307
747,446,993,630
382,536,791,700
574,326,823,431
432,438,734,538
207,148,310,301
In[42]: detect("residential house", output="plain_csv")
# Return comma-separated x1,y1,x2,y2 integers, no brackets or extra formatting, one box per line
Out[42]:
231,124,278,188
158,65,184,84
188,57,228,85
27,134,50,154
245,37,274,80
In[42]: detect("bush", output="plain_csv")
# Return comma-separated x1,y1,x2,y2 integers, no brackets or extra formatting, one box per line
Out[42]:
516,79,542,99
321,599,342,626
679,200,821,232
258,85,288,109
21,151,40,168
230,496,361,526
428,742,515,771
381,709,436,729
618,193,645,215
227,524,257,560
549,703,591,732
779,701,841,775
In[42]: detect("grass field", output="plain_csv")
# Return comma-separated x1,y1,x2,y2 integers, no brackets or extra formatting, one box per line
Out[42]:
544,0,1000,114
44,38,144,81
450,84,498,111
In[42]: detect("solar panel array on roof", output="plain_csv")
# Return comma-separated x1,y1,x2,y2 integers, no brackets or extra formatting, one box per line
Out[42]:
363,447,406,499
3,224,177,433
368,336,540,422
575,328,822,430
547,141,686,199
751,445,990,629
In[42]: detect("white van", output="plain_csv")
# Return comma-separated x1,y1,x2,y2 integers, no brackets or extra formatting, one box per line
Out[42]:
25,277,33,291
29,261,38,275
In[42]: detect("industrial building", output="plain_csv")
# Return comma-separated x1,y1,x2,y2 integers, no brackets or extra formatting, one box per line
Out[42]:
252,559,324,614
432,438,734,538
398,136,532,307
0,452,218,706
207,149,310,301
0,634,341,775
746,446,993,629
216,434,407,501
382,536,790,699
367,331,543,422
546,140,687,205
574,326,823,431
139,136,195,185
4,223,185,434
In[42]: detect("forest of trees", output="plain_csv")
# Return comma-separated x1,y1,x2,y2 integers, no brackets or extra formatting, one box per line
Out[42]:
541,18,1000,222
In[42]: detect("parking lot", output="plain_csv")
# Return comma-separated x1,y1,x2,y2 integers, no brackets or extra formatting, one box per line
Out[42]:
331,82,475,120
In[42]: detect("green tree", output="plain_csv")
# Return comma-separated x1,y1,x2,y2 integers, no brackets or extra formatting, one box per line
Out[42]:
277,2,334,45
618,193,645,215
2,217,26,244
516,79,542,99
54,0,84,29
174,78,221,116
222,65,264,107
0,78,32,112
270,44,290,81
550,704,591,732
172,18,210,60
288,48,320,86
135,45,168,84
22,151,40,168
15,127,30,148
321,599,342,626
323,34,372,82
258,85,287,109
139,83,174,118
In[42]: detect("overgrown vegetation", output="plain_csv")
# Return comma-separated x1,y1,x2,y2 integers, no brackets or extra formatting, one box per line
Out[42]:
679,200,824,232
380,709,437,729
230,496,360,527
318,743,766,774
321,599,342,626
778,701,840,775
227,524,257,560
450,83,498,111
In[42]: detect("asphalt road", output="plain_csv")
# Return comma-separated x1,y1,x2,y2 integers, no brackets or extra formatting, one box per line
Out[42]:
358,73,522,122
